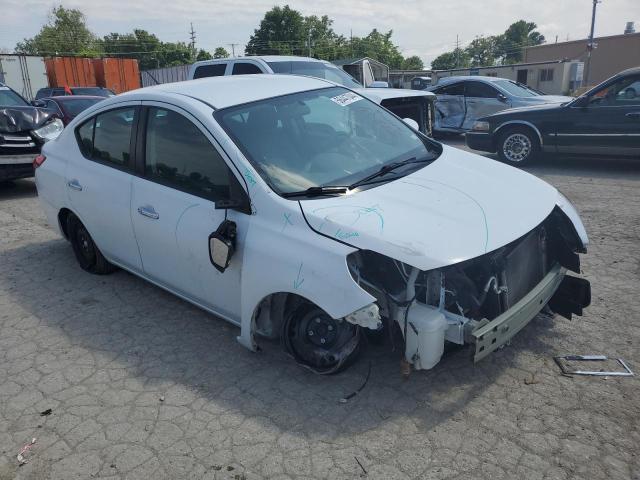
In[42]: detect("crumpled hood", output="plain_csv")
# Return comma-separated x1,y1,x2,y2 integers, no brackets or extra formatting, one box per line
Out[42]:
300,145,558,271
0,107,55,133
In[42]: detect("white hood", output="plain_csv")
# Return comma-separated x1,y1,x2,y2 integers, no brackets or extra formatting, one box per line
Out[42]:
300,145,558,271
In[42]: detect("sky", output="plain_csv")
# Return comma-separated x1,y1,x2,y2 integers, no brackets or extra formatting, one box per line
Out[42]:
1,0,639,67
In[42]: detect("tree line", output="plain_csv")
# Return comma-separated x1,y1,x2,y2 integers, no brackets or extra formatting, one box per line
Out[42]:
14,5,544,71
431,21,545,70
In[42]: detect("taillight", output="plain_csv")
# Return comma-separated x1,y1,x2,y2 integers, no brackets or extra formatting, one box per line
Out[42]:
33,154,46,168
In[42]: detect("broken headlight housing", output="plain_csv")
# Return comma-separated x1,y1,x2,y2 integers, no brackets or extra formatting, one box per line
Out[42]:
32,118,64,142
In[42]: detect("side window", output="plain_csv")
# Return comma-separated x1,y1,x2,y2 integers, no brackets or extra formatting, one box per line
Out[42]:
144,107,235,201
193,63,226,79
465,81,499,98
75,107,134,166
232,62,263,75
438,82,464,96
589,75,640,107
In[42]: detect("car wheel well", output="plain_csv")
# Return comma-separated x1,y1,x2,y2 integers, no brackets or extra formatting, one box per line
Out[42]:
58,208,73,239
252,292,316,341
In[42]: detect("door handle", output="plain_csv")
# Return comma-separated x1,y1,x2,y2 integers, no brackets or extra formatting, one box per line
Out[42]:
137,206,159,220
67,179,82,191
626,112,640,119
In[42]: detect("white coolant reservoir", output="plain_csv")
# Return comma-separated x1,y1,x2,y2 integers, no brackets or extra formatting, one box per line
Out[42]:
403,303,447,370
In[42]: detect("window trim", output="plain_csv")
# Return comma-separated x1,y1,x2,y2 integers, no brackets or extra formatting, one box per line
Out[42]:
137,103,251,212
73,105,139,173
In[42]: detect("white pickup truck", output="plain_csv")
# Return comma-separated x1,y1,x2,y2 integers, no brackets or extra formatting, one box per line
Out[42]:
188,56,435,136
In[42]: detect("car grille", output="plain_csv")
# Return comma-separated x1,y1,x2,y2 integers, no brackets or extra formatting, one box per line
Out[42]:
0,133,38,155
503,227,546,308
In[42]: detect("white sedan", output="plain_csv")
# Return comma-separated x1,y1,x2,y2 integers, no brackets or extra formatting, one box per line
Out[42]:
35,75,591,374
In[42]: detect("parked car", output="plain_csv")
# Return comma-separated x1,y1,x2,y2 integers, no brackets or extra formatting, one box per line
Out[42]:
35,75,590,374
34,96,105,125
466,67,640,165
0,82,63,181
34,86,115,100
188,56,436,136
411,76,432,90
427,76,573,133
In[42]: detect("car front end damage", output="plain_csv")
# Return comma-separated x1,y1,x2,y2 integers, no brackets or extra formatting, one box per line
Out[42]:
345,206,590,370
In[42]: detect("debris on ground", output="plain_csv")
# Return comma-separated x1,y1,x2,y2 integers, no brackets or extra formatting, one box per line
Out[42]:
159,395,165,402
40,408,52,416
524,373,540,385
17,438,36,465
340,361,372,403
553,355,634,377
355,456,367,475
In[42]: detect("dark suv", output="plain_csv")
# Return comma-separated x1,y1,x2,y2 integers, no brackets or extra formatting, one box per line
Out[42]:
0,83,63,181
466,67,640,165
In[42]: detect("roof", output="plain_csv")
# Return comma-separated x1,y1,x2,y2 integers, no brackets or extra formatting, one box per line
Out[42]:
127,74,335,109
436,76,510,84
524,31,640,50
45,95,105,101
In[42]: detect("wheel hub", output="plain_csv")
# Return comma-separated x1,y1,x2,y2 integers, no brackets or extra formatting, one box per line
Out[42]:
503,133,532,162
306,315,338,347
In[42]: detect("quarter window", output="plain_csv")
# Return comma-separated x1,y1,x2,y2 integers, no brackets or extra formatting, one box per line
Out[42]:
193,63,226,79
144,107,236,201
75,107,135,166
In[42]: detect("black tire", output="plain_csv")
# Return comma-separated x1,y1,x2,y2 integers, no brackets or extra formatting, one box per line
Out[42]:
66,213,117,275
282,302,362,374
497,126,540,166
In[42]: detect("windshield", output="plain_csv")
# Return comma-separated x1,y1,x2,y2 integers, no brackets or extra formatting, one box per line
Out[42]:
494,80,540,97
267,61,362,88
61,98,103,117
0,87,29,106
217,87,438,195
71,88,114,97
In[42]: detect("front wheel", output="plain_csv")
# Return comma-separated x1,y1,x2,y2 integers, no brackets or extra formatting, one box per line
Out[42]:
497,127,540,166
67,213,117,275
282,302,362,374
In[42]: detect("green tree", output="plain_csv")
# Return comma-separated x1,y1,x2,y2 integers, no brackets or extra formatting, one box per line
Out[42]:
466,36,498,67
349,29,404,69
496,20,545,64
431,48,469,70
245,5,306,56
402,55,424,70
15,5,99,56
213,47,230,59
101,30,192,69
196,49,212,61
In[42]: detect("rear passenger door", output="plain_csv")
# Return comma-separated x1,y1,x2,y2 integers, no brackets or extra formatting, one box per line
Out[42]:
432,82,465,130
462,80,509,130
68,103,143,270
130,103,251,321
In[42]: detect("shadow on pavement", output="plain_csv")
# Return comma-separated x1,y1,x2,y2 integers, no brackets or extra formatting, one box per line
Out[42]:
0,179,37,201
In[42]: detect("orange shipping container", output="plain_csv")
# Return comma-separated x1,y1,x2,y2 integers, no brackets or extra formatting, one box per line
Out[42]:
92,58,140,94
45,57,97,88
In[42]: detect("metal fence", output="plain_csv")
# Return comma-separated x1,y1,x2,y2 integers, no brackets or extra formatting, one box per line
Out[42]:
140,65,190,87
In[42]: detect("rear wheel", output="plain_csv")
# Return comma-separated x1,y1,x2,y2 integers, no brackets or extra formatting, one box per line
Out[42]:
67,213,117,274
282,302,362,374
497,127,540,166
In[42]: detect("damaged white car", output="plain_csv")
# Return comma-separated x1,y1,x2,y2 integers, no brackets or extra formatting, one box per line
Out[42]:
35,75,591,374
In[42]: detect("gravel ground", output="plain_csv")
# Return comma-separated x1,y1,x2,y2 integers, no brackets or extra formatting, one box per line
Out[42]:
1,141,639,480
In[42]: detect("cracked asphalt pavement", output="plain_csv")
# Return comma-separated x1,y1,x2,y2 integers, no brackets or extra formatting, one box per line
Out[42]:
1,140,639,479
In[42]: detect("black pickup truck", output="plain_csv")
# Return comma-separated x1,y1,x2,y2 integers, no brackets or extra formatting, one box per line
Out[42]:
1,83,63,181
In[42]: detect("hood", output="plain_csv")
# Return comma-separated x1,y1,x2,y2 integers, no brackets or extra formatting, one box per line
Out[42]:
300,145,558,271
0,106,56,133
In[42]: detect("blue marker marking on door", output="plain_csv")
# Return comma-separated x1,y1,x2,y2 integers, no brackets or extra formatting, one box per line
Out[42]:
244,167,257,186
293,262,304,289
282,212,293,231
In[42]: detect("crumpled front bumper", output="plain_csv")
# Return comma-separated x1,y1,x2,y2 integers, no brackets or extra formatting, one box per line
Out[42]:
472,263,590,362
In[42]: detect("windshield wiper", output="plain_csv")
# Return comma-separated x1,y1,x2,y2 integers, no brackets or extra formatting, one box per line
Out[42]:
281,186,348,198
348,157,432,189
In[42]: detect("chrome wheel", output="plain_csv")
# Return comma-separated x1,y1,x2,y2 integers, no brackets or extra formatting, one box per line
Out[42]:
502,133,532,163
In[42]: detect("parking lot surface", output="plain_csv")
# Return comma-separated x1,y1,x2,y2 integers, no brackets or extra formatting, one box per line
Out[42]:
1,141,639,480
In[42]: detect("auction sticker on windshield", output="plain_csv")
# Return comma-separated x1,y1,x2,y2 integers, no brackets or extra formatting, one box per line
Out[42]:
331,92,362,107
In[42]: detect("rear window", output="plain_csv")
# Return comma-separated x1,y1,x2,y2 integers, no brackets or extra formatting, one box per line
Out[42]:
193,64,226,79
61,98,103,117
266,61,361,88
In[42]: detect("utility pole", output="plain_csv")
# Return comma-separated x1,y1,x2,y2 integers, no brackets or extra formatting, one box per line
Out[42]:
350,29,353,58
584,0,600,86
227,43,238,57
189,23,196,61
455,34,460,68
308,30,313,57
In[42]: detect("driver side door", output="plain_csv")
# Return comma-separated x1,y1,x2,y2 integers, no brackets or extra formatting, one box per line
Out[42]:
557,73,640,156
432,81,465,131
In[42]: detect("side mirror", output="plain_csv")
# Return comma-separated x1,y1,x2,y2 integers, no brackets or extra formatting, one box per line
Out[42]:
369,81,389,88
209,219,236,273
572,95,590,108
32,100,46,108
497,93,508,103
403,118,419,130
